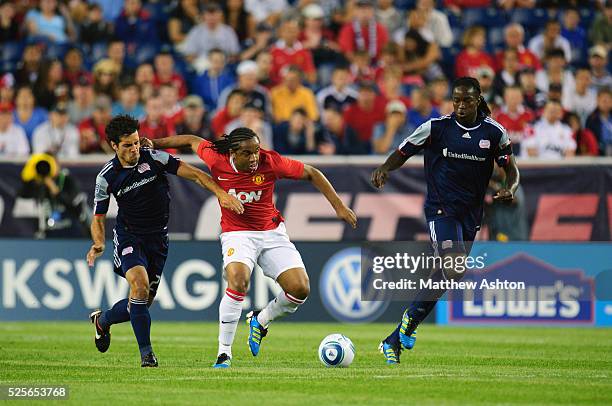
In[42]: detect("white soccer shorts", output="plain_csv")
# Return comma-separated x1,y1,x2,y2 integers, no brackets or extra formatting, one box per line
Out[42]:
220,222,305,280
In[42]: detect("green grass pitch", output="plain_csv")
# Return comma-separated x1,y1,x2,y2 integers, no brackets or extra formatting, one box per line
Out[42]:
1,322,611,405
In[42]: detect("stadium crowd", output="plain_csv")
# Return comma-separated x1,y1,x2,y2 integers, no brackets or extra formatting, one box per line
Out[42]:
0,0,610,158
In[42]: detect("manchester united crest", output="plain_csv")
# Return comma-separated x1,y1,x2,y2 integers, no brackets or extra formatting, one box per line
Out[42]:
252,174,265,185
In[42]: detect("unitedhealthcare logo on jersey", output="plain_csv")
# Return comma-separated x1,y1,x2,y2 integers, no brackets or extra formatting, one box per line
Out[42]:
449,253,595,324
319,247,390,323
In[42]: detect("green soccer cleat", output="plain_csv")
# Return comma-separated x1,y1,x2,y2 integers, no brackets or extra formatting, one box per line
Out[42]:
246,310,268,356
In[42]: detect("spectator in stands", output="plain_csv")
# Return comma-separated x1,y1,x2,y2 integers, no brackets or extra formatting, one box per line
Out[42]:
586,87,612,156
112,79,144,120
338,0,389,64
535,48,574,94
379,66,411,108
32,102,80,158
349,50,381,83
397,9,442,82
407,87,439,129
153,51,188,99
0,1,19,42
92,0,125,23
245,0,287,26
225,100,273,149
256,51,275,89
25,0,71,44
0,102,30,157
320,106,357,155
211,89,246,138
372,100,412,154
299,3,343,85
376,0,402,35
34,59,68,110
114,0,158,47
564,111,599,156
271,17,317,84
67,75,94,125
139,93,176,143
524,100,576,159
92,59,119,100
0,73,15,105
106,39,133,81
134,62,155,102
518,68,544,111
455,26,495,79
316,65,358,112
429,76,450,109
193,48,236,112
182,3,240,64
159,83,184,127
495,23,541,72
498,0,535,10
413,0,452,48
174,95,211,148
15,43,43,87
223,0,255,44
560,8,586,63
528,20,572,63
343,80,386,150
167,0,201,46
476,66,497,106
79,3,113,45
589,45,612,91
78,95,113,154
563,67,597,125
240,21,275,62
13,86,48,144
589,1,612,46
493,48,521,101
273,107,321,155
494,86,535,156
270,65,319,123
217,60,271,117
62,48,88,88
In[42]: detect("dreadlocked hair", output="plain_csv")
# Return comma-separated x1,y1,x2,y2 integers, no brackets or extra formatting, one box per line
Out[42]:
210,127,259,154
452,76,492,117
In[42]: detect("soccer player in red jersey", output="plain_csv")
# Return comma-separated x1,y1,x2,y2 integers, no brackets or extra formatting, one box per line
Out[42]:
144,128,357,368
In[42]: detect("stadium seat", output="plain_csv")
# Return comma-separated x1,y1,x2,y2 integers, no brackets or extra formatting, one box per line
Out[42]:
90,42,109,64
393,0,417,11
579,8,596,28
488,27,506,48
511,8,556,31
462,8,508,29
134,44,159,65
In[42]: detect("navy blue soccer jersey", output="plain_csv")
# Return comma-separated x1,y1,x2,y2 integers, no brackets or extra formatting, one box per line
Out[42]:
93,149,181,234
398,113,512,228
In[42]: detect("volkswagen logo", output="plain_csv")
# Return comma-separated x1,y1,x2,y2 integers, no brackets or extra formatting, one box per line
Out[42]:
319,247,390,323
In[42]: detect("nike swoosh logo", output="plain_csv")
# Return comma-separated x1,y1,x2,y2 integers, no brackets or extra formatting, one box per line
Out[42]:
221,320,237,324
95,332,101,339
218,176,229,181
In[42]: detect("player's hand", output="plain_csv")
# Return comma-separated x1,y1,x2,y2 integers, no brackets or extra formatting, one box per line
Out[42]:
140,137,153,149
87,244,105,267
493,189,514,202
219,194,244,214
336,205,357,229
371,167,389,189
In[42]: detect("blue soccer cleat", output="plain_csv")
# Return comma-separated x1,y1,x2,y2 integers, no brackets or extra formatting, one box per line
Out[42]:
246,310,267,356
379,340,401,364
212,353,231,368
399,310,418,350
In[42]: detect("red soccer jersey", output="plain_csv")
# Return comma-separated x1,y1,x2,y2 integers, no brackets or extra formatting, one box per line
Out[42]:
270,41,316,84
196,140,305,232
494,106,535,145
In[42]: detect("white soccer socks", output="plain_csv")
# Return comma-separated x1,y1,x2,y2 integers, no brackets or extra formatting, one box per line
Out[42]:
256,291,306,327
218,288,245,357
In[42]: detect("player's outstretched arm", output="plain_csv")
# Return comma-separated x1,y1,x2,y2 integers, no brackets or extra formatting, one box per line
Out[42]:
176,161,244,214
143,135,203,154
301,164,357,229
87,214,106,267
494,155,520,202
371,150,409,189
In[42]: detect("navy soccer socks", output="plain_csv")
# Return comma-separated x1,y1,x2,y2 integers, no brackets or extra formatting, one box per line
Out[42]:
129,298,153,358
99,299,130,331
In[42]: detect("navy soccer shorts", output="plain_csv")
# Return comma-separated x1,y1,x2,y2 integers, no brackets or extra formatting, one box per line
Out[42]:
426,215,477,257
112,228,168,298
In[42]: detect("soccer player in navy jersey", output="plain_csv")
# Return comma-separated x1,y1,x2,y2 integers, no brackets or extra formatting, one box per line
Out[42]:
86,115,243,367
371,77,520,364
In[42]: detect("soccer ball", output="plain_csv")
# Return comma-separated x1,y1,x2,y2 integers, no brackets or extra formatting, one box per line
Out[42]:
318,334,355,367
